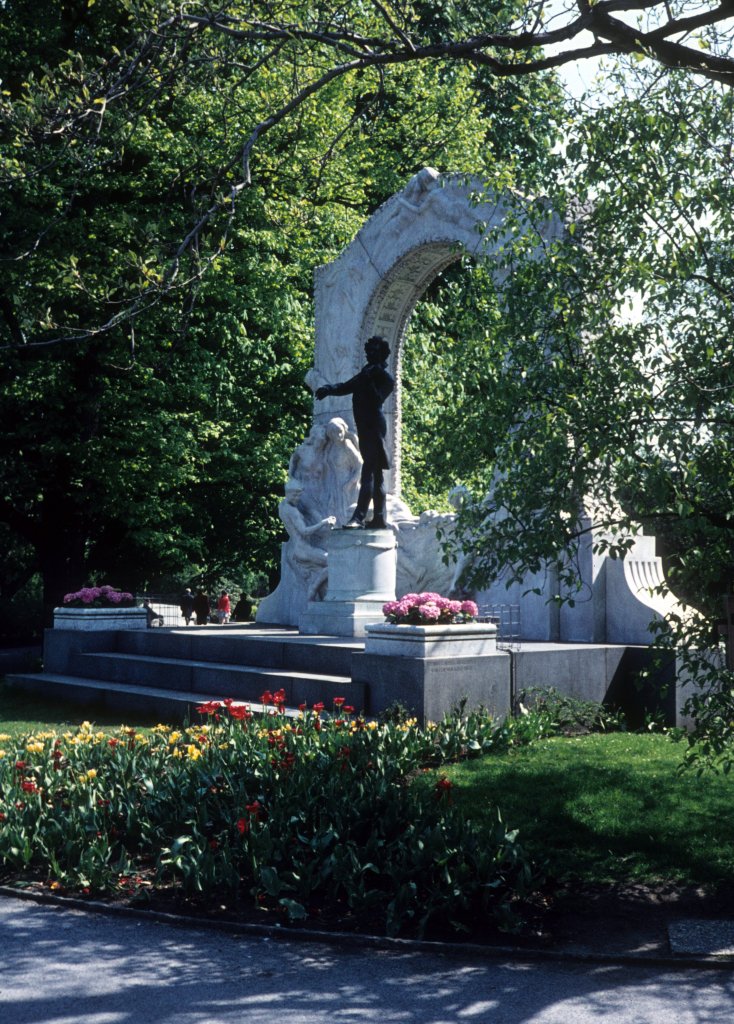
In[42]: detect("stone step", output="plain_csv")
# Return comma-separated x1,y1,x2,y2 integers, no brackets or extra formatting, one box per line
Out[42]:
114,628,361,677
4,672,308,723
69,651,362,709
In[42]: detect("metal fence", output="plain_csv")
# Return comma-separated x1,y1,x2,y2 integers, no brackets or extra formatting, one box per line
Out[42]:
135,598,187,628
136,596,523,636
478,603,521,650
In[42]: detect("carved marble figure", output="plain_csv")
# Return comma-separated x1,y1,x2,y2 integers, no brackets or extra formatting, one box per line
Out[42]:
324,417,362,526
288,423,328,520
279,479,336,601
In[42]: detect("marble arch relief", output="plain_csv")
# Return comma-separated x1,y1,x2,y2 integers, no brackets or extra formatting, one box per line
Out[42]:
306,167,563,496
258,167,684,643
257,168,564,629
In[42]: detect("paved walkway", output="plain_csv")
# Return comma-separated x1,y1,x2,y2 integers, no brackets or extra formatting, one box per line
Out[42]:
2,896,734,1024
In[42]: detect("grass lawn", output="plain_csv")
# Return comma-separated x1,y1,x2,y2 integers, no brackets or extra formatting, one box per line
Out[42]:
0,680,161,740
446,732,734,889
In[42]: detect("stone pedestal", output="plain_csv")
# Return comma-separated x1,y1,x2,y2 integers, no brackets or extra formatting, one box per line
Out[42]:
299,528,396,637
365,621,498,657
352,647,511,723
255,542,310,628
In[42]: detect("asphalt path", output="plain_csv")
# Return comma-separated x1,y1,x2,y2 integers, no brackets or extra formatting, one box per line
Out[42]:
2,896,734,1024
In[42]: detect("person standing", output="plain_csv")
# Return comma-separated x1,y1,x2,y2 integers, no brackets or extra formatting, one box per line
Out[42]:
217,590,231,624
180,588,194,626
192,589,210,625
315,336,394,529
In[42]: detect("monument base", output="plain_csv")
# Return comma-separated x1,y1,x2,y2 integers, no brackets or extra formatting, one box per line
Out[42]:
299,598,387,638
298,527,396,637
53,607,147,631
352,648,511,723
365,621,498,657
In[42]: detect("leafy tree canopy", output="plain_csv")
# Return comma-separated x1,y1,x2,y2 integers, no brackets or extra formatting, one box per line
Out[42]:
0,0,563,623
414,65,734,626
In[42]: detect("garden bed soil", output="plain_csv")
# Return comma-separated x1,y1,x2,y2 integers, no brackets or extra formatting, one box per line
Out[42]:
4,872,734,958
541,879,734,957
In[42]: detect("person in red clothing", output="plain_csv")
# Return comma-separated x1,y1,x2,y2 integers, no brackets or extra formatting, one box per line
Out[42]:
217,590,231,624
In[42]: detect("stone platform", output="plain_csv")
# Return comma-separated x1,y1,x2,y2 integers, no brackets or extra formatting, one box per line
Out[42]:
5,623,680,727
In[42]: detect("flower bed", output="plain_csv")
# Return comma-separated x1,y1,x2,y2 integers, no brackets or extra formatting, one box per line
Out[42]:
370,593,493,658
0,698,534,939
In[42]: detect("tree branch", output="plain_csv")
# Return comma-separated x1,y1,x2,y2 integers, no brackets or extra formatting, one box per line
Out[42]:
6,1,734,349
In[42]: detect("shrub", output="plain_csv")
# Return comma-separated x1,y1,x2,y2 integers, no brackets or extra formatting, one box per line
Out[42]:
517,688,627,736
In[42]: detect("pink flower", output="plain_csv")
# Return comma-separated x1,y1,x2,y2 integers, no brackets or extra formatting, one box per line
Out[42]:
63,585,135,608
384,591,477,626
420,603,441,622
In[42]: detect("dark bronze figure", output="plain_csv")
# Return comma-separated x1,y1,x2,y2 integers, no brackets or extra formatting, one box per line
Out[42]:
315,336,394,528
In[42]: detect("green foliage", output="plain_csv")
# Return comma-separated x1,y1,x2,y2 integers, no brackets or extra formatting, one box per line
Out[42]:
0,575,43,646
0,0,563,627
645,610,734,775
0,702,536,937
416,67,734,768
429,71,734,620
518,688,627,737
400,261,507,510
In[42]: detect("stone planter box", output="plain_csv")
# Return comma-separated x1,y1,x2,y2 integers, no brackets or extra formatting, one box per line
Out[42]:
53,606,148,631
364,621,497,658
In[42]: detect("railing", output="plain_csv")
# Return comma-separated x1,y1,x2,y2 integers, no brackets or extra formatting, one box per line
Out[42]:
136,594,256,627
478,603,521,651
479,603,522,712
135,598,188,628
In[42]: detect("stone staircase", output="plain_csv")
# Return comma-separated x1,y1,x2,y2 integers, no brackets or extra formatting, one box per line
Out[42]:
6,625,367,722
